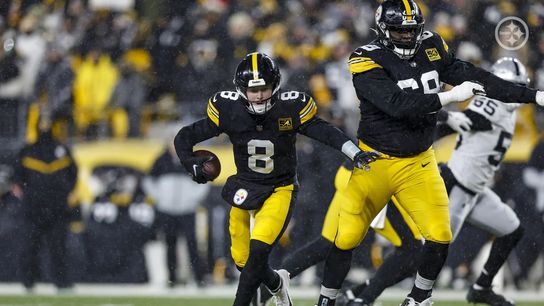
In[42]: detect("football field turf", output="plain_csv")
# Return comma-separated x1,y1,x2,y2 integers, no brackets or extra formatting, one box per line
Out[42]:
0,296,543,306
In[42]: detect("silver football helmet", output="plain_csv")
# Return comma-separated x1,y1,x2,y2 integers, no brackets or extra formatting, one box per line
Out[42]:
491,57,529,111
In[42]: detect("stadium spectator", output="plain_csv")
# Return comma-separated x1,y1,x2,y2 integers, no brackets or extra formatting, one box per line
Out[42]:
13,123,78,292
32,43,74,141
108,59,148,138
83,168,155,283
143,140,210,287
72,47,119,138
0,164,27,282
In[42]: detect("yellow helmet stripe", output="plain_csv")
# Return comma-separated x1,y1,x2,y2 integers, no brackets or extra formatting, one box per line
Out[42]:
251,52,259,80
402,0,413,20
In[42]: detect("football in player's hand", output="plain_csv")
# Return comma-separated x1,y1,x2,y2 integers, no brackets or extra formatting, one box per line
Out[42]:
194,150,221,181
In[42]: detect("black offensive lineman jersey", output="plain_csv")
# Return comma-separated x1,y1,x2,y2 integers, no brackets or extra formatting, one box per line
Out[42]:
349,31,537,157
175,90,352,186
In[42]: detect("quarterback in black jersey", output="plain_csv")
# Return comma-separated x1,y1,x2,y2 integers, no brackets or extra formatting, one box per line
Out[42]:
174,52,379,306
315,1,544,306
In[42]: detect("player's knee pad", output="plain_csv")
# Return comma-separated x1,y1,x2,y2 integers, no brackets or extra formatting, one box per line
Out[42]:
494,208,521,237
425,222,452,244
232,248,249,269
335,230,366,250
499,224,524,242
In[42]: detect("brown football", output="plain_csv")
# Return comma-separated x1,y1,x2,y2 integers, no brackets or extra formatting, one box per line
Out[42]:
193,150,221,181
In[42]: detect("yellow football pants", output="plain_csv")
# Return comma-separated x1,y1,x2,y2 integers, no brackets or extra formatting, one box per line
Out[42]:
322,167,422,247
229,184,296,268
331,142,451,250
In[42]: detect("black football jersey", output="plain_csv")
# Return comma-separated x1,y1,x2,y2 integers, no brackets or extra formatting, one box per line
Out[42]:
174,89,351,186
349,31,536,157
207,90,319,185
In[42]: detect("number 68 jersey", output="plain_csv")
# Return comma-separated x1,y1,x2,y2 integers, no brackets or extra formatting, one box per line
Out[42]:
175,89,351,186
447,96,518,194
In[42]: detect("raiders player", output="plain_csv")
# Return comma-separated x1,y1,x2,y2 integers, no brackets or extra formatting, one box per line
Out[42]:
174,52,379,306
441,57,527,306
315,1,544,306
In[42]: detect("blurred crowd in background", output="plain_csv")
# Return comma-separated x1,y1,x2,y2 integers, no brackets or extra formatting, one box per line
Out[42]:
0,0,544,292
1,0,544,143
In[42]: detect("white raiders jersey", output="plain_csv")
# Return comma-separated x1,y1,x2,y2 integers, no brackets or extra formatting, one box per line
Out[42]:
447,96,517,194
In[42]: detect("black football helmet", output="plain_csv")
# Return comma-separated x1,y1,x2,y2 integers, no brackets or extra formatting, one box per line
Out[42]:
234,52,281,114
375,0,425,59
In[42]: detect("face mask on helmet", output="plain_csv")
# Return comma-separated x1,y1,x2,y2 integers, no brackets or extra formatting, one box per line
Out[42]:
234,52,281,115
376,0,425,59
491,57,529,112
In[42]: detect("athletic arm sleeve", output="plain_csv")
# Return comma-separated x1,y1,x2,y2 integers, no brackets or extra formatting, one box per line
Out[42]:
353,69,443,118
299,117,356,159
174,118,222,162
440,57,537,104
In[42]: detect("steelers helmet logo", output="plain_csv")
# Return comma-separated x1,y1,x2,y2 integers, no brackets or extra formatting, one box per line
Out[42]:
495,16,529,51
233,189,248,205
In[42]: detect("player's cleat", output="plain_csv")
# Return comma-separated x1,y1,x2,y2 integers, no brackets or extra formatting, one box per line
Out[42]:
273,269,293,306
399,296,433,306
337,281,368,306
346,298,373,306
466,286,515,306
254,283,273,306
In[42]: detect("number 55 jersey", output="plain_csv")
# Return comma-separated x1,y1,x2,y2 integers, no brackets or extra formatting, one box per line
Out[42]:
447,96,517,194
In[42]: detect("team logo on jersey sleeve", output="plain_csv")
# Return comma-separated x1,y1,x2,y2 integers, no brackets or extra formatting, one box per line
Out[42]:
278,118,293,131
425,48,441,61
233,189,248,205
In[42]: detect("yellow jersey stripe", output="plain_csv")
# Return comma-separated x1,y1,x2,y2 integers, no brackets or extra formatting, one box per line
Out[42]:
22,156,72,174
441,37,449,53
300,98,317,124
251,52,259,80
208,98,219,115
299,97,314,116
402,0,413,20
349,61,383,74
348,57,373,63
207,100,219,126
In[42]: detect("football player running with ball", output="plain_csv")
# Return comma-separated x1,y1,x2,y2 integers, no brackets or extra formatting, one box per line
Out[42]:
174,52,379,306
314,1,544,306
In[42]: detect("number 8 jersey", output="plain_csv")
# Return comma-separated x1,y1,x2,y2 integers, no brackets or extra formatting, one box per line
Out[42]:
447,96,517,193
175,90,353,186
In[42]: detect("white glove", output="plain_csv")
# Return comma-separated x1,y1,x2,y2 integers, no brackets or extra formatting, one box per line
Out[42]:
536,91,544,106
446,111,472,133
438,81,486,106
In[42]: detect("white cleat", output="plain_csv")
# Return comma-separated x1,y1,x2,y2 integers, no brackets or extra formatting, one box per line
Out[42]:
273,269,293,306
399,296,433,306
